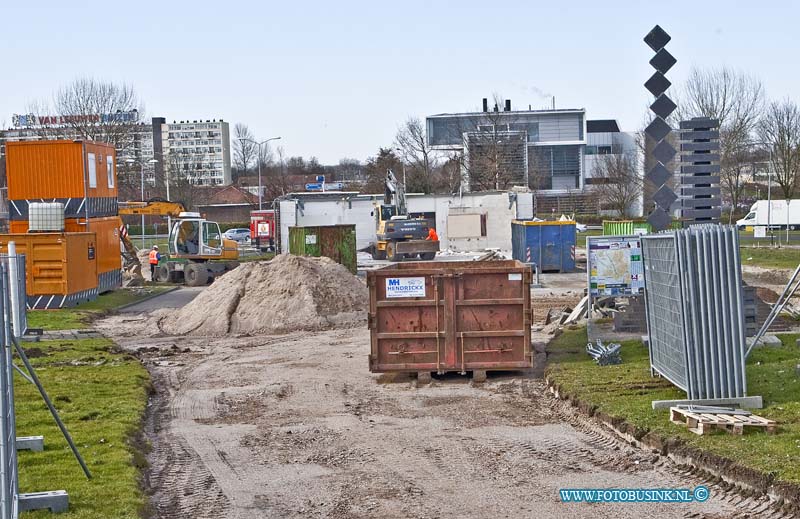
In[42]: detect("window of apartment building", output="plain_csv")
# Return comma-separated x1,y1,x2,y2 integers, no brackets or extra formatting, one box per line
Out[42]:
598,146,613,155
107,155,115,188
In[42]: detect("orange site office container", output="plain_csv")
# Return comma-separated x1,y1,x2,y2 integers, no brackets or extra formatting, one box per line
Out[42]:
8,216,122,293
5,140,119,222
0,233,98,309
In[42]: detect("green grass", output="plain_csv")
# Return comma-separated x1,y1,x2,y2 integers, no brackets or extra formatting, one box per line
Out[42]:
239,252,275,263
547,327,800,484
741,246,800,270
576,229,602,248
15,337,150,518
26,287,172,331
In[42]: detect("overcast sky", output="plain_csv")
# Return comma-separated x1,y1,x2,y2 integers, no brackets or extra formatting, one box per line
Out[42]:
2,1,797,164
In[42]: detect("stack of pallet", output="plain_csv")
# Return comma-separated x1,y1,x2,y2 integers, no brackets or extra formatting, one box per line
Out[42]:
669,406,776,435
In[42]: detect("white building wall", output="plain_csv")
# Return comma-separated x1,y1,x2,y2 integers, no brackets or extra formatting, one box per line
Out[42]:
277,191,534,254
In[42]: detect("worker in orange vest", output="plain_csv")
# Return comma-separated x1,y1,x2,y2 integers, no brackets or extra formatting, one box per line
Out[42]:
426,227,439,241
148,245,161,280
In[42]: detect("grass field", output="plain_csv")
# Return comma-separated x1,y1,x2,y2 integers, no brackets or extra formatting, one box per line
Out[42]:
741,246,800,270
547,327,800,484
14,288,154,518
16,337,150,518
26,287,172,331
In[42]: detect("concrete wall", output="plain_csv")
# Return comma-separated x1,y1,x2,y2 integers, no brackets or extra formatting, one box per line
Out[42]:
278,191,533,254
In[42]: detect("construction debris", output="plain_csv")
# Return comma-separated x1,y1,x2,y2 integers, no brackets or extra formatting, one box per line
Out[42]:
586,340,621,366
159,255,368,336
564,295,588,324
670,406,776,435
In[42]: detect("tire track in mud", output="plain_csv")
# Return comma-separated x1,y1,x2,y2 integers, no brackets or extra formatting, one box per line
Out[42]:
145,369,232,519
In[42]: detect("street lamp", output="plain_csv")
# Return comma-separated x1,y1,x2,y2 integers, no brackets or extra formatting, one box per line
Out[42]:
239,137,281,210
125,157,158,248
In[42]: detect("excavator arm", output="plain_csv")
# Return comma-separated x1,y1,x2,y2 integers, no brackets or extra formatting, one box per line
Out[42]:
118,200,186,216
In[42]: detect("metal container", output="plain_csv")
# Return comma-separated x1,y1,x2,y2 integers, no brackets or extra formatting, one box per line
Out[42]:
10,216,122,293
602,220,682,235
367,260,532,375
288,225,357,274
5,140,118,221
511,220,576,272
0,233,98,309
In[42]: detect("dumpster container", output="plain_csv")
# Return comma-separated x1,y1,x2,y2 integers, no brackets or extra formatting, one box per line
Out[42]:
511,220,576,272
288,225,357,273
0,232,98,309
367,260,532,379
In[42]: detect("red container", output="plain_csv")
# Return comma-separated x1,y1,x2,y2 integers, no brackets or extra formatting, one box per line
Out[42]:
367,260,532,376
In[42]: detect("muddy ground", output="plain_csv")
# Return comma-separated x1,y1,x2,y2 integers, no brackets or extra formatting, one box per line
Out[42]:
94,311,788,519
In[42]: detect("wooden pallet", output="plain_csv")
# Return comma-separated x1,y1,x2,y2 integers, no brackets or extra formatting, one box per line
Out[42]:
669,407,777,436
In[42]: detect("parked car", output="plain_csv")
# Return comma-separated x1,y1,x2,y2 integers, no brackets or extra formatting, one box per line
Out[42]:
224,228,251,243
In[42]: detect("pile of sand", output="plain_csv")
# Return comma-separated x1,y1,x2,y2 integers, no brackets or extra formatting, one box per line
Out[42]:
159,255,368,336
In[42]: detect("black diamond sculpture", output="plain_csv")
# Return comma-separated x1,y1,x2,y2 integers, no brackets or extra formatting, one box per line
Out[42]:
647,207,672,231
653,140,677,165
644,25,677,231
650,94,677,119
644,25,671,51
645,117,672,142
653,184,678,209
646,163,672,187
650,48,677,74
645,72,671,97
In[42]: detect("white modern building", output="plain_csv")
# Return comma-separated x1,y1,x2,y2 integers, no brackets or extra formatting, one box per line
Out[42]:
426,100,641,215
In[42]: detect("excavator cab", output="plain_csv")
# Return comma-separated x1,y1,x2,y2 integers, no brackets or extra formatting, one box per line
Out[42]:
168,213,236,260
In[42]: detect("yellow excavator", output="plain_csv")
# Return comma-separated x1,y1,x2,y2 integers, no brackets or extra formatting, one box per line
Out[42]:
118,200,240,286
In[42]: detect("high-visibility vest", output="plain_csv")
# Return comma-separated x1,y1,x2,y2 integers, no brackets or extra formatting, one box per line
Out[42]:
149,250,159,264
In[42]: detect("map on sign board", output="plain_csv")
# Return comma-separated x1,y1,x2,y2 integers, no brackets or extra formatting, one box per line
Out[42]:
588,236,645,297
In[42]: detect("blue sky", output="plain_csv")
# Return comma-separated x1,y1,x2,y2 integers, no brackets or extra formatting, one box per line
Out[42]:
2,1,797,163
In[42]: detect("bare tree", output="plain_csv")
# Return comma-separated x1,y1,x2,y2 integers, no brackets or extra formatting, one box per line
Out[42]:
674,67,765,216
591,152,643,217
53,77,143,151
394,117,438,193
758,99,800,200
232,123,257,178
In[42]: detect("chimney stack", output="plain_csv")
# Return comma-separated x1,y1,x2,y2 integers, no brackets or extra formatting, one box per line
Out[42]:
482,98,488,112
504,99,511,112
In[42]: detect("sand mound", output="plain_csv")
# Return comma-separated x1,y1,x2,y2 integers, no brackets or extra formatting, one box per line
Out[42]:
159,255,368,336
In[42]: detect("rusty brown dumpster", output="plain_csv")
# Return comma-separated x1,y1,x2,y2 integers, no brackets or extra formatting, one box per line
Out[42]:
367,260,532,379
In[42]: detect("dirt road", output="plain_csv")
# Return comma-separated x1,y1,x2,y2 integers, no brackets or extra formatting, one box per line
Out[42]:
97,315,772,519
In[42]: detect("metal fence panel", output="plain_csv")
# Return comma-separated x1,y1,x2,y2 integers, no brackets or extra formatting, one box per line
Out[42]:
0,264,17,519
0,256,26,338
642,225,747,400
642,234,688,391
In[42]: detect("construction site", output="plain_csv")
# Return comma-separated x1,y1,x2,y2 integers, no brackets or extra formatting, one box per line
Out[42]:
1,15,800,519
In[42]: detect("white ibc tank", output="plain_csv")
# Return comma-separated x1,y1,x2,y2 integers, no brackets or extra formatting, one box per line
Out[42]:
28,202,65,232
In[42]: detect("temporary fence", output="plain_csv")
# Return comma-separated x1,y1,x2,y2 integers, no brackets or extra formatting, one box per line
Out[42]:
0,244,92,518
641,225,747,400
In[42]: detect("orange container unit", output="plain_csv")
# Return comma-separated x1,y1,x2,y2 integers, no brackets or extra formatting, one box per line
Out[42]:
0,233,98,309
5,140,118,222
9,216,123,293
